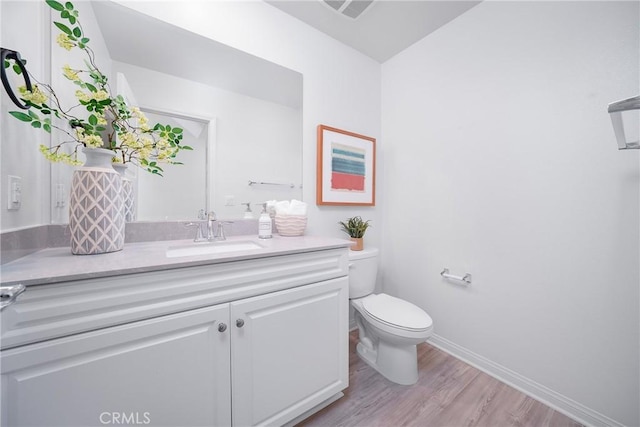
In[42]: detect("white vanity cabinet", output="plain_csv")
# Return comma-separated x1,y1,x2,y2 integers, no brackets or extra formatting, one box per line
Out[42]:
1,247,349,427
231,278,348,426
1,304,233,427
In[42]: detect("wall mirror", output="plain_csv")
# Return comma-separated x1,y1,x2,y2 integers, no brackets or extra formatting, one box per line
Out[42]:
51,1,303,222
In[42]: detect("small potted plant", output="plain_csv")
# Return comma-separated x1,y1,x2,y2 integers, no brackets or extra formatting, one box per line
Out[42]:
339,216,371,251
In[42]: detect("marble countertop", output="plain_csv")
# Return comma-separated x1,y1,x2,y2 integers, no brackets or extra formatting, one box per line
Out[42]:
0,235,352,286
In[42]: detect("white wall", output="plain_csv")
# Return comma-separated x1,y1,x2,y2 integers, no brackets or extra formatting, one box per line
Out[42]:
113,0,383,246
381,2,639,426
1,1,51,231
0,1,113,228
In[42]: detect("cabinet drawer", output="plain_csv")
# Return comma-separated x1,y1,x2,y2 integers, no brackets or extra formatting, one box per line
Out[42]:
1,248,348,350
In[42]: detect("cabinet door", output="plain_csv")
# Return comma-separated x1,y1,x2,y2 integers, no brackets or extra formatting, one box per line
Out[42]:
231,277,349,426
1,305,231,427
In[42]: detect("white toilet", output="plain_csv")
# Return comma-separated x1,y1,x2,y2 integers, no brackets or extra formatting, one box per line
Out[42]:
349,247,433,385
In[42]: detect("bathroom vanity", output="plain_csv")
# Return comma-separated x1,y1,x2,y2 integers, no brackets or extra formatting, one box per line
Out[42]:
0,236,350,427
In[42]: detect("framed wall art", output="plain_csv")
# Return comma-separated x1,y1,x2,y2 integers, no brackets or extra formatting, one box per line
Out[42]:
316,125,376,206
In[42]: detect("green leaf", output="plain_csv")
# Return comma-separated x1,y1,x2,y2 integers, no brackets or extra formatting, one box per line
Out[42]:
46,0,65,11
12,64,22,75
61,10,69,19
85,83,97,92
173,128,183,134
65,1,74,10
98,99,111,106
28,109,39,119
181,146,194,150
9,111,32,122
88,114,98,126
72,27,81,38
81,37,90,44
54,22,72,35
3,59,9,69
43,123,52,133
68,15,76,25
31,121,42,129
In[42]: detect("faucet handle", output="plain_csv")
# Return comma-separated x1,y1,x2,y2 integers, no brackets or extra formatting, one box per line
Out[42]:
184,221,206,242
216,221,234,241
198,209,207,220
207,211,217,221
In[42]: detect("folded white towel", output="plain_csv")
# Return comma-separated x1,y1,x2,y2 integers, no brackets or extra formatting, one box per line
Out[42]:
289,199,307,216
272,199,308,216
274,200,291,215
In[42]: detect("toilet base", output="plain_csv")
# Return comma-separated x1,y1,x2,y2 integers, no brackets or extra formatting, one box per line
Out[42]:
356,339,419,385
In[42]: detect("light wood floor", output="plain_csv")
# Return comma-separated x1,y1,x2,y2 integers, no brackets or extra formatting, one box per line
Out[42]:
298,331,583,427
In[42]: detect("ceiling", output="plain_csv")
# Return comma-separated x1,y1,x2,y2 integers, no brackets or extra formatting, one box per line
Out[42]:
264,0,482,63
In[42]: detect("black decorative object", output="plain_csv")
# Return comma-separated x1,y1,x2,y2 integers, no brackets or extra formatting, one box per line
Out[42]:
1,48,32,110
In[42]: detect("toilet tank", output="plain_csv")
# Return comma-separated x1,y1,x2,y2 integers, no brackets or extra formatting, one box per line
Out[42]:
348,247,379,298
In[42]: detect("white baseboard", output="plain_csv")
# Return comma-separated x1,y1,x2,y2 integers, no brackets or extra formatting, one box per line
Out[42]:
428,334,626,427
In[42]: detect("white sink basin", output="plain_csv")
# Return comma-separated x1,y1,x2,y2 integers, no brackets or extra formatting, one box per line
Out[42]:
166,240,264,258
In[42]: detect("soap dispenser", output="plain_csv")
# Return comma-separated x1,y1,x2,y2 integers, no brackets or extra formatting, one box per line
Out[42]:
242,202,253,219
258,203,272,239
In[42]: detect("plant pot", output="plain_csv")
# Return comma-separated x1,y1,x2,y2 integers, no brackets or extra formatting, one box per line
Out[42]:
350,237,364,251
68,147,125,255
112,163,135,223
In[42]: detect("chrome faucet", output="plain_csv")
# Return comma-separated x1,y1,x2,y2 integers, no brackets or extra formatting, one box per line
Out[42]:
185,210,231,242
184,209,209,242
208,211,233,242
207,211,217,241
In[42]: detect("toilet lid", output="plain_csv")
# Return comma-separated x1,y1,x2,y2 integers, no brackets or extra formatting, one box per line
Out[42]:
362,293,433,331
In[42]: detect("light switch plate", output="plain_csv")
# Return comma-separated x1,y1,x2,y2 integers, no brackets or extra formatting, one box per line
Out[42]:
7,175,22,210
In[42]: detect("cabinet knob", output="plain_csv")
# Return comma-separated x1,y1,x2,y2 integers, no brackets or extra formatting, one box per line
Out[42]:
0,284,26,311
236,319,245,328
218,323,227,332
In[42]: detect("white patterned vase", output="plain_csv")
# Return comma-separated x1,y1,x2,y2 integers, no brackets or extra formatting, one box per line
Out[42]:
69,147,125,255
112,163,135,223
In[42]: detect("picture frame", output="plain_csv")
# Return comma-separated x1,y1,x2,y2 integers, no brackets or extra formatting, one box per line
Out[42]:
316,124,376,206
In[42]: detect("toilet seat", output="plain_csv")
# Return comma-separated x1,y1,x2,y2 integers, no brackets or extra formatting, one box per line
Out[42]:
361,293,433,332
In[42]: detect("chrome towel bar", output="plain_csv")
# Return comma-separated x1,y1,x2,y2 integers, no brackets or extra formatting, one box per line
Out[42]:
248,180,295,188
441,268,472,285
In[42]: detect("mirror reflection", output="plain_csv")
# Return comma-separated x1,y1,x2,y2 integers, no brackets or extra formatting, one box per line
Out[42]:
135,110,210,221
52,1,303,222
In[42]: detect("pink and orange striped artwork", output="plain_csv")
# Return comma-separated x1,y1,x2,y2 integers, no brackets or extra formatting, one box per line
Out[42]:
317,125,376,206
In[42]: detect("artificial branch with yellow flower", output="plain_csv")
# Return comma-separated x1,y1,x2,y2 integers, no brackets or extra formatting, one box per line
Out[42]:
4,0,191,175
